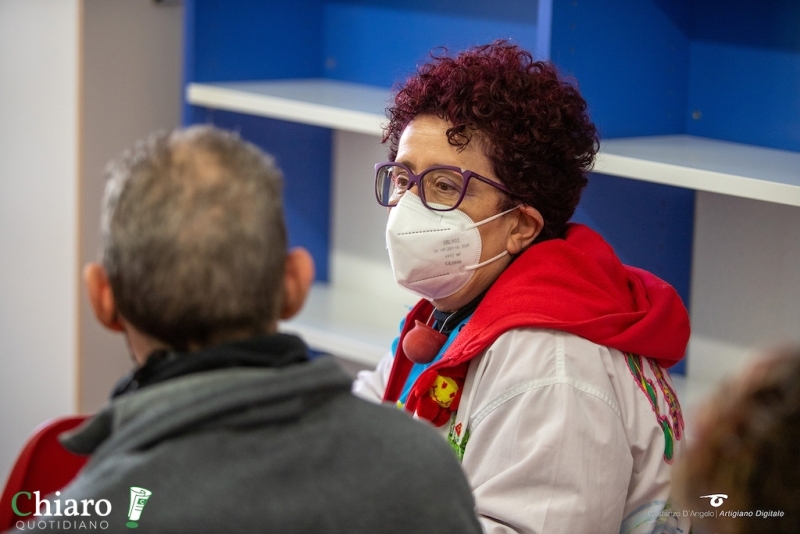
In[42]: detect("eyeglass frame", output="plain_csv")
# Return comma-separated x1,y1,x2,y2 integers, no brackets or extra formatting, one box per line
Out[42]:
374,161,517,212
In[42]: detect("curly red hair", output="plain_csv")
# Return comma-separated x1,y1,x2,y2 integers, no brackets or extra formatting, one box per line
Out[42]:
385,41,598,242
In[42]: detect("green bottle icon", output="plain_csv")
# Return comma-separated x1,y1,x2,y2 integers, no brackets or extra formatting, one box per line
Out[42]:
126,487,152,529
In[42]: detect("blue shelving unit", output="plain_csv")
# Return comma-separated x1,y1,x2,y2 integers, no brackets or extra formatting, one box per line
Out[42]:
182,0,800,374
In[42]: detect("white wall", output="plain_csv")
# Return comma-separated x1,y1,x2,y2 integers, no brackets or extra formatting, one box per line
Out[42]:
688,191,800,384
330,130,415,310
0,0,183,486
79,0,184,413
0,0,80,485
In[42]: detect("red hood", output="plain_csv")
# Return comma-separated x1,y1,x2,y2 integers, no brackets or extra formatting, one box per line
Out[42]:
445,223,690,368
385,223,690,426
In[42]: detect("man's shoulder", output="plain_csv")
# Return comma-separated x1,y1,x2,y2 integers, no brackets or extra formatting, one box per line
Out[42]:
92,357,462,477
47,363,480,534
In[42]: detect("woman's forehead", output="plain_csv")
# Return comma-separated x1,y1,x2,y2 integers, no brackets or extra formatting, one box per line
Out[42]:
397,115,492,176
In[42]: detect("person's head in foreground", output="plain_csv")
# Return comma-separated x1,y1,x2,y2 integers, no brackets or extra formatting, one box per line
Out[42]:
86,124,312,362
675,348,800,534
10,126,482,534
378,39,598,312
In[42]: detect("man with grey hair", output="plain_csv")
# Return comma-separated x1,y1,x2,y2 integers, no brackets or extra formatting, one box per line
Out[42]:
12,126,481,533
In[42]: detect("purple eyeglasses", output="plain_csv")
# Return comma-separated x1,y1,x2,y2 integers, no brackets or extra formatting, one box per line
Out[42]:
374,161,515,212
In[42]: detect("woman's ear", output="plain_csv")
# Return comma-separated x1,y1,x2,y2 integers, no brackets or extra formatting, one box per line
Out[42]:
280,247,315,320
506,205,544,255
84,263,125,332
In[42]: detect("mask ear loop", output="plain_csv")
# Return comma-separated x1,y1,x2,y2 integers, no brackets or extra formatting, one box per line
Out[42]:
439,312,456,333
429,309,455,333
463,204,523,230
463,250,509,271
426,309,436,327
462,204,522,271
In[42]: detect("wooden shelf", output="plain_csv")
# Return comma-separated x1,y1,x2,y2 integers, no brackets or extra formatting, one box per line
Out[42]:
596,135,800,207
188,80,800,207
186,79,388,136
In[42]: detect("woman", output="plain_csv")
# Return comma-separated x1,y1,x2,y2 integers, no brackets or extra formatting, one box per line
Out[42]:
354,41,691,534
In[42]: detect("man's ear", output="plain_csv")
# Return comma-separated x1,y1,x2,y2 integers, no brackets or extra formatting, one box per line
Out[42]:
280,247,315,321
506,205,545,255
84,263,125,332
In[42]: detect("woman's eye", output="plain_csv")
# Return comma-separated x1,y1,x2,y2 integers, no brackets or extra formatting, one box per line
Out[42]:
433,176,460,193
394,175,410,188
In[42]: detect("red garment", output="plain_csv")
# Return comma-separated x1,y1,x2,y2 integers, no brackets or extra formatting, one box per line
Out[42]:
383,223,691,426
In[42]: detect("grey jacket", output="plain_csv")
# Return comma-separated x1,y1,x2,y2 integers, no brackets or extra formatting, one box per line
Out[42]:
11,344,481,533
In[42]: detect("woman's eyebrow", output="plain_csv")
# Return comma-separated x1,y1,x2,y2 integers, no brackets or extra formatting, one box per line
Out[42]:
396,160,457,172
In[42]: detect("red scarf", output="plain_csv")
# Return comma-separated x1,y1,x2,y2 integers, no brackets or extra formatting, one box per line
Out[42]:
383,223,691,426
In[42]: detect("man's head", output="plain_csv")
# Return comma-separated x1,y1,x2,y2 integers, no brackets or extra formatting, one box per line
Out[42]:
85,126,314,362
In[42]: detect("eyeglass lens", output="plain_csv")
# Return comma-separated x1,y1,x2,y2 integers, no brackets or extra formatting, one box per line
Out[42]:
376,165,466,209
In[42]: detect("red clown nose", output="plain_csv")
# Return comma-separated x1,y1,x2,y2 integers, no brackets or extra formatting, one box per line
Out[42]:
402,320,448,364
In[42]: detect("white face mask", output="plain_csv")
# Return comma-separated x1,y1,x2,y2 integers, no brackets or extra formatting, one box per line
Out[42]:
385,193,518,301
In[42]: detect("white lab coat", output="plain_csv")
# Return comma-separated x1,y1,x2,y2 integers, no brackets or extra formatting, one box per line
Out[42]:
353,328,691,534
